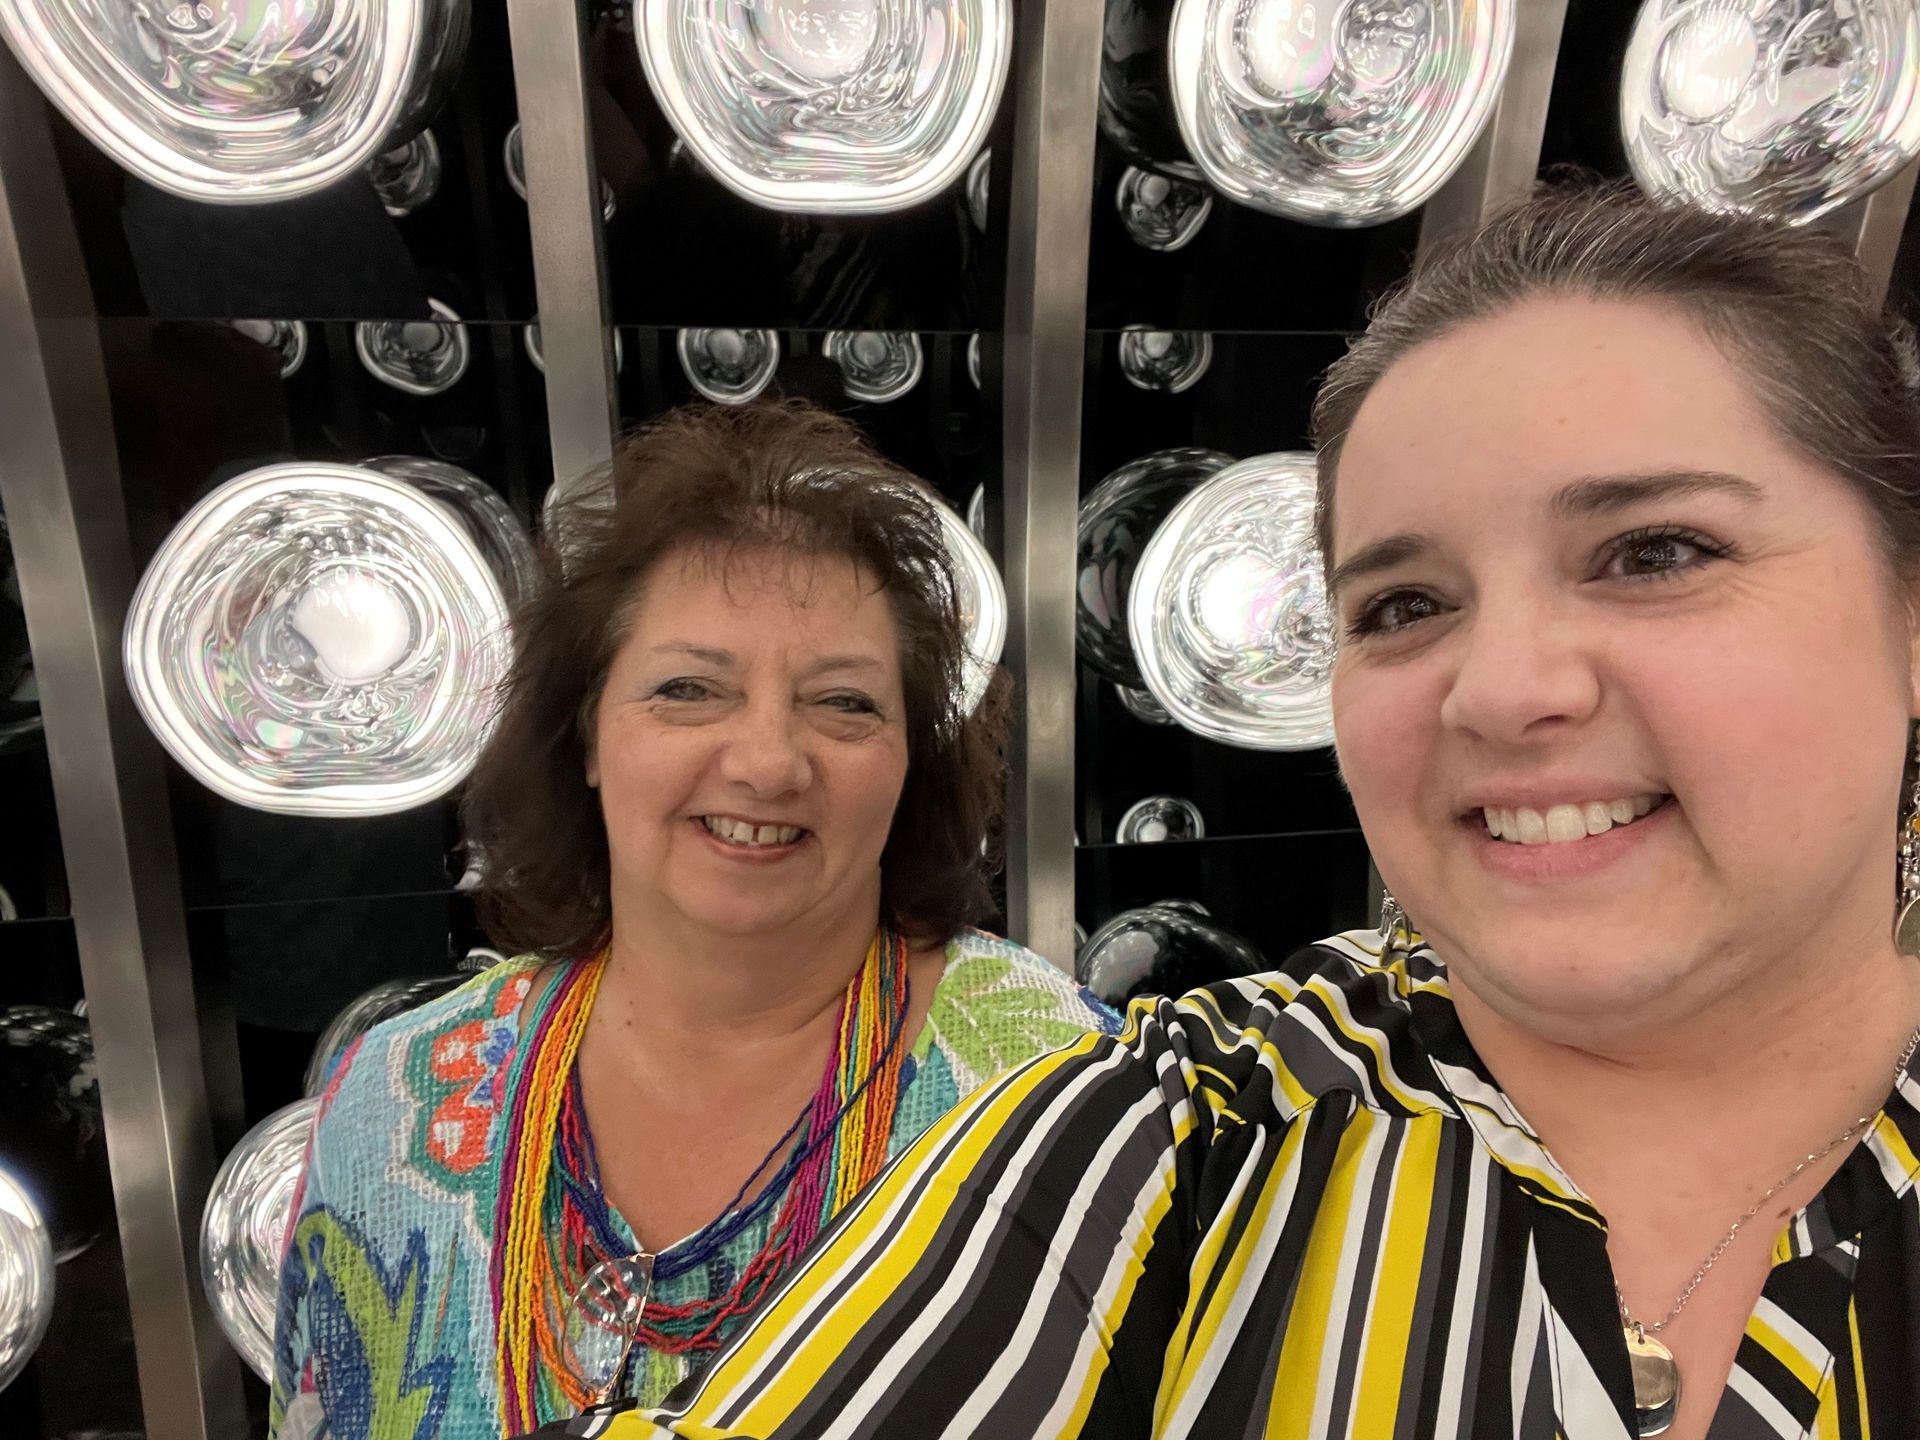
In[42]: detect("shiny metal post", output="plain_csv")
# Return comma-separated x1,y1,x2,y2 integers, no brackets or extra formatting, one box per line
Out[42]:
1000,0,1101,969
0,49,247,1440
1417,0,1570,253
505,0,618,487
1825,157,1920,311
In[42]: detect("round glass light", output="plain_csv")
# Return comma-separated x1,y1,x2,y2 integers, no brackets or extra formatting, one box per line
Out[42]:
1118,327,1212,393
0,1166,51,1394
201,1099,319,1380
1115,682,1174,725
1077,447,1234,688
304,973,469,1096
1621,0,1920,223
825,330,924,403
637,0,1011,213
367,128,442,217
356,298,470,396
361,455,540,606
124,462,511,816
966,147,992,230
230,320,309,380
1116,165,1213,250
1128,450,1334,749
1076,901,1266,1007
1117,794,1205,843
931,491,1006,716
0,0,470,202
676,328,782,404
1167,0,1516,225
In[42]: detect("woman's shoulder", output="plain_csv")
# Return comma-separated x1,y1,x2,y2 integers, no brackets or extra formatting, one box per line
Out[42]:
308,958,547,1193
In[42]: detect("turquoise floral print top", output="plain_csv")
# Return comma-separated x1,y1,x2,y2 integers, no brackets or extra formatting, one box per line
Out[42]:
268,930,1118,1440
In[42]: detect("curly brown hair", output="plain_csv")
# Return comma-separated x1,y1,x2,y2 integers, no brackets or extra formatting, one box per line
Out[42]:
461,400,1009,959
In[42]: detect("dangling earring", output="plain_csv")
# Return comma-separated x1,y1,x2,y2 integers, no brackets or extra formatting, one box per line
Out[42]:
1379,890,1413,952
1896,725,1920,955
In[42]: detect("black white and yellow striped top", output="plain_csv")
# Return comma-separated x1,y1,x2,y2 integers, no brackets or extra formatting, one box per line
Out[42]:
594,931,1920,1439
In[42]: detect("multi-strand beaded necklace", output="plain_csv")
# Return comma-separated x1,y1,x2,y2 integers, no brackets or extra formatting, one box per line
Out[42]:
490,930,911,1430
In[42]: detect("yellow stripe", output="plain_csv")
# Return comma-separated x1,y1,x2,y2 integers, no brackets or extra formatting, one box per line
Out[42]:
1870,1111,1920,1186
1350,1116,1444,1435
1266,1106,1379,1439
1748,1310,1826,1394
1300,975,1438,1116
1851,1294,1871,1440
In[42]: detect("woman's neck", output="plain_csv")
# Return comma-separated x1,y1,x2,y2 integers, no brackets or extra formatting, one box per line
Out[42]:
1448,907,1920,1216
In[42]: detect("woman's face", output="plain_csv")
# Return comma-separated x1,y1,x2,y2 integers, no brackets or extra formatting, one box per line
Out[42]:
1329,295,1920,1040
588,545,909,942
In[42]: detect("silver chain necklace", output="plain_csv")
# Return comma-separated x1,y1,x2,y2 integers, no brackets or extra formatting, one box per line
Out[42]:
1615,1023,1920,1436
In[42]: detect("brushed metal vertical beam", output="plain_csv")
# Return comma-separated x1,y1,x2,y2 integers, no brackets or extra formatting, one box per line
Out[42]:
0,51,246,1440
1417,0,1570,254
1824,158,1920,311
1001,0,1100,970
506,0,618,488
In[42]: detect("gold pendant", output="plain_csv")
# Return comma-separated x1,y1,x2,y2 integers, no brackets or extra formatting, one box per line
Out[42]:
1624,1327,1680,1437
1897,895,1920,956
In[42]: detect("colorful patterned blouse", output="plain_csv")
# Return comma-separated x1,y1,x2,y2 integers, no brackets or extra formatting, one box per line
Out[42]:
592,930,1920,1440
268,929,1118,1440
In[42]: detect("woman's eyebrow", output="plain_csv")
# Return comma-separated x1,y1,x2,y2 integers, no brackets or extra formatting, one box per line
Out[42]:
1550,469,1763,518
1327,532,1432,598
650,642,734,666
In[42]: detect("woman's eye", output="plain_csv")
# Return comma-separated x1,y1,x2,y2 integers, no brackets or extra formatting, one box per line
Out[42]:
1601,527,1728,581
653,678,713,701
821,693,879,715
1348,589,1444,638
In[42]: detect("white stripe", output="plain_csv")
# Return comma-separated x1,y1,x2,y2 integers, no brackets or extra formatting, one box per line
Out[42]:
1432,1150,1490,1440
935,1084,1176,1439
1753,1293,1833,1378
1156,1124,1299,1439
1508,1239,1544,1440
1309,974,1453,1113
1724,1363,1809,1438
1864,1122,1920,1191
1546,1306,1632,1439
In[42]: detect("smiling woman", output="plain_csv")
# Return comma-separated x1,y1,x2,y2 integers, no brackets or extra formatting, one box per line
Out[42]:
263,401,1118,1440
549,185,1920,1440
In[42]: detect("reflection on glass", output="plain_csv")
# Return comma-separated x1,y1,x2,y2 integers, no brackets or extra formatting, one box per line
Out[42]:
123,462,511,816
676,328,782,404
1117,794,1205,843
0,0,471,201
966,147,992,230
1116,165,1213,251
1076,901,1265,1007
1127,451,1335,749
362,455,541,606
1621,0,1920,222
230,319,310,380
357,299,471,396
1076,447,1233,688
965,482,987,541
1167,0,1516,225
201,1099,319,1379
637,0,1011,212
928,493,1006,716
0,509,41,755
825,330,925,402
966,331,984,391
1117,326,1212,392
0,1007,104,1263
0,1163,52,1393
504,121,618,220
525,321,626,378
1114,682,1174,726
367,128,442,217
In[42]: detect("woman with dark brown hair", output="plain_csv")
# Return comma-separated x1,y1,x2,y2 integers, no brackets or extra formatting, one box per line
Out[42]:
265,401,1117,1439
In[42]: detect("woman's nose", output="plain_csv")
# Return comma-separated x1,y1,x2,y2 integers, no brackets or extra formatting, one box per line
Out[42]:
1437,595,1603,745
718,702,812,797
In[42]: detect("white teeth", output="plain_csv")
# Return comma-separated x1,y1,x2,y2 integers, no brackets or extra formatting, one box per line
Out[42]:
702,817,803,847
1480,795,1665,847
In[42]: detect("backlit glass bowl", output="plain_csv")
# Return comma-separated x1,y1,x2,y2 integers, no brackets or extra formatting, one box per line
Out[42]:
1118,327,1212,392
1116,164,1214,250
0,1166,51,1393
124,462,510,816
0,0,469,202
637,0,1012,213
304,973,469,1095
1127,450,1334,749
356,298,469,396
200,1099,319,1379
230,320,309,380
1117,794,1205,842
367,128,441,217
677,328,782,404
1621,0,1920,222
361,455,540,606
1167,0,1515,225
825,330,924,402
